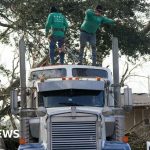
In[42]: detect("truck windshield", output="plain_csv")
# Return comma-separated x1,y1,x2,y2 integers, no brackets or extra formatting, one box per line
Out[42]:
30,68,66,80
38,89,104,108
72,68,108,78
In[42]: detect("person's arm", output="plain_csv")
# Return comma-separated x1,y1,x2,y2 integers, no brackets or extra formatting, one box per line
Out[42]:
102,16,115,25
45,14,53,37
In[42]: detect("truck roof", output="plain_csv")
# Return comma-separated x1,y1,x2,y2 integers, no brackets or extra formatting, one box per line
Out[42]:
28,65,113,83
30,64,111,72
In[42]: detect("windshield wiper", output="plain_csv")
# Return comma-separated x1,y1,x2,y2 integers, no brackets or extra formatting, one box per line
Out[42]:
58,102,83,106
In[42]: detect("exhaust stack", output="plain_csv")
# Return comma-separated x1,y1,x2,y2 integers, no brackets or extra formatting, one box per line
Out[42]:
19,36,26,108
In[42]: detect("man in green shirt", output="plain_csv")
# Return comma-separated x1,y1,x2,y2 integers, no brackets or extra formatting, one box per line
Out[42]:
79,5,116,66
45,6,68,65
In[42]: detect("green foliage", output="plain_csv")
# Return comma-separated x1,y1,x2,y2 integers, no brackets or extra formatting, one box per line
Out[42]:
0,0,150,65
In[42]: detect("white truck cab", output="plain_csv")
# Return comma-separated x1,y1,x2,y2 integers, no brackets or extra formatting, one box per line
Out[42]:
11,65,131,150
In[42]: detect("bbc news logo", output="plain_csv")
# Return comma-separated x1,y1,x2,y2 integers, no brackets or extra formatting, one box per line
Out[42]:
0,130,19,138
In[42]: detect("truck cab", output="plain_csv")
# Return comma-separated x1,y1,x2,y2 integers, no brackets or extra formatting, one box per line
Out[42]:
12,65,131,150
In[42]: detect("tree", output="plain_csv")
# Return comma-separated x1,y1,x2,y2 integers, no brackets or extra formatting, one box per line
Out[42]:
0,52,19,149
119,56,150,87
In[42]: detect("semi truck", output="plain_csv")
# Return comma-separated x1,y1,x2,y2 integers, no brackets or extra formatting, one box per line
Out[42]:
10,37,132,150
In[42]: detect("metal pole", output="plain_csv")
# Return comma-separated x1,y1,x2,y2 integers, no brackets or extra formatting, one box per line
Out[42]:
112,36,120,107
19,36,27,142
19,36,26,108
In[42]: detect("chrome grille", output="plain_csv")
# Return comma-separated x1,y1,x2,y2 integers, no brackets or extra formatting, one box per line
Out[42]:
51,122,96,150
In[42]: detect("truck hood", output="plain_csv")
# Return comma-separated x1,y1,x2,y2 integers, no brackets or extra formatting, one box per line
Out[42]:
46,107,115,122
46,106,103,116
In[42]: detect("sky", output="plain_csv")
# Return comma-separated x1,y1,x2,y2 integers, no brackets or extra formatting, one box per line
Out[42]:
0,45,14,86
103,53,150,94
0,45,14,65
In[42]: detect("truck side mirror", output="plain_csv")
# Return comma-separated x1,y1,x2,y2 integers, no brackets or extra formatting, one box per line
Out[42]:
102,107,113,116
10,90,19,115
121,87,132,110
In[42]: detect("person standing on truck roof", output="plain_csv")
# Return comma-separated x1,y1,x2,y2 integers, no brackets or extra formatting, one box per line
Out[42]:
45,6,68,65
79,5,118,66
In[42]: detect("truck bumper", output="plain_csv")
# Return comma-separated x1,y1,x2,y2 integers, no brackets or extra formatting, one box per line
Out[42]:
18,143,45,150
102,141,131,150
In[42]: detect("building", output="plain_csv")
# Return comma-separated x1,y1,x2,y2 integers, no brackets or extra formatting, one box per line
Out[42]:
125,93,150,138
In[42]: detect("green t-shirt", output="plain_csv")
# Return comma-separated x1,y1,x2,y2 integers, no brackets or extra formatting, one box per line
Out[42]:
81,9,115,34
45,12,68,37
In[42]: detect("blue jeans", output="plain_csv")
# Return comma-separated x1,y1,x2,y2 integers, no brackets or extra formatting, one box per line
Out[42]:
79,31,96,66
50,36,64,64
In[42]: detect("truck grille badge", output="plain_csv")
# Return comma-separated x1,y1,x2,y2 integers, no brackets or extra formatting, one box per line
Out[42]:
71,106,76,119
